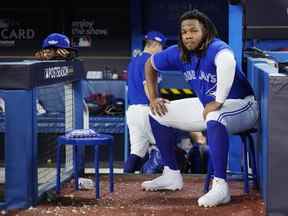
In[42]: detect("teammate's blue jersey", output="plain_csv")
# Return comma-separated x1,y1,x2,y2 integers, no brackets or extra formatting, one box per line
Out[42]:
127,51,151,105
152,38,254,106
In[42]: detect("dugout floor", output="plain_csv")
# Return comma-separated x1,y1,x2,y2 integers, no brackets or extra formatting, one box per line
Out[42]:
10,174,265,216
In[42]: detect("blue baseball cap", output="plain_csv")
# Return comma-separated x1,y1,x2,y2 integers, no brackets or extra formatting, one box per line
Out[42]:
144,31,167,46
42,33,75,50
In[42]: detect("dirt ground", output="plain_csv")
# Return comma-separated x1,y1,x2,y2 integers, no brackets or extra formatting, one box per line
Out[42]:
8,174,265,216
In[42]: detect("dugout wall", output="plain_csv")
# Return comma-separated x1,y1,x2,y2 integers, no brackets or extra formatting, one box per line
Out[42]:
0,60,86,210
247,51,288,215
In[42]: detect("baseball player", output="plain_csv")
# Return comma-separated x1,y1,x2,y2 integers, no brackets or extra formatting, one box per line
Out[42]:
142,9,259,208
34,32,89,126
34,33,78,61
124,31,167,173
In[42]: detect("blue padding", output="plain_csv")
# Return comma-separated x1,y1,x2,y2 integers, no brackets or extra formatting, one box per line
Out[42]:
265,51,288,62
37,113,65,133
246,57,268,92
89,117,125,134
254,64,272,200
247,61,280,199
4,90,37,210
0,113,125,134
0,114,125,134
229,4,243,65
227,4,243,174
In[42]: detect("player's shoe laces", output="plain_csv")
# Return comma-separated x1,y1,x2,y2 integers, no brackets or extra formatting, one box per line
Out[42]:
198,177,231,207
141,166,183,191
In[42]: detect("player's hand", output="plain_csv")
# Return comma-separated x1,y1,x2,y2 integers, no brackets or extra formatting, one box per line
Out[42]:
203,101,223,120
34,48,75,60
150,98,170,116
34,49,56,60
56,48,71,59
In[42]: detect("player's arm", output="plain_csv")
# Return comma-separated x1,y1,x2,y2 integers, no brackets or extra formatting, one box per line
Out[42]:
143,76,161,100
145,45,181,116
143,81,150,100
145,58,168,116
203,49,236,119
214,49,236,103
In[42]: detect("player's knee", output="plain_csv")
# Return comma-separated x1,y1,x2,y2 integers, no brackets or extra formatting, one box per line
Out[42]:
205,112,228,127
132,149,147,158
149,114,170,127
205,111,219,122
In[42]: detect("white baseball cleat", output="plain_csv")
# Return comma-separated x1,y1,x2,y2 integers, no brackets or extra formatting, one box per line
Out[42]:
141,166,183,191
198,177,231,208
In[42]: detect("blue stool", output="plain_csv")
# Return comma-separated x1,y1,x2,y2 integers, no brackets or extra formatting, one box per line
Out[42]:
204,128,258,193
56,132,114,199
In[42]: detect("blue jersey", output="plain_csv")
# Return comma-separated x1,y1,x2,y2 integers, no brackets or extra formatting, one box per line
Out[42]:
127,52,151,105
152,38,254,106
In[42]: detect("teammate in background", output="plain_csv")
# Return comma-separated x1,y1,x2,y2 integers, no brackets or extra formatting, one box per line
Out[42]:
143,9,259,207
34,33,78,61
34,33,89,124
124,31,167,173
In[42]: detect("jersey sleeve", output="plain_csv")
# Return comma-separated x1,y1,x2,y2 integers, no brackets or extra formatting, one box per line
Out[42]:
214,49,236,103
151,45,182,72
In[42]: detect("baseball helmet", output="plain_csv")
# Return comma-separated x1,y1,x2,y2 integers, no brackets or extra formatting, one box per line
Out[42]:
42,33,75,50
144,31,167,46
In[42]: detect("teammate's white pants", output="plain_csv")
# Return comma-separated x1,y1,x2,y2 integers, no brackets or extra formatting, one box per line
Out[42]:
150,96,258,134
126,105,156,158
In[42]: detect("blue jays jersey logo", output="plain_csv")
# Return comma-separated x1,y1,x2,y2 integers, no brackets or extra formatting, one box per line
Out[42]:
183,70,217,84
205,84,216,98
